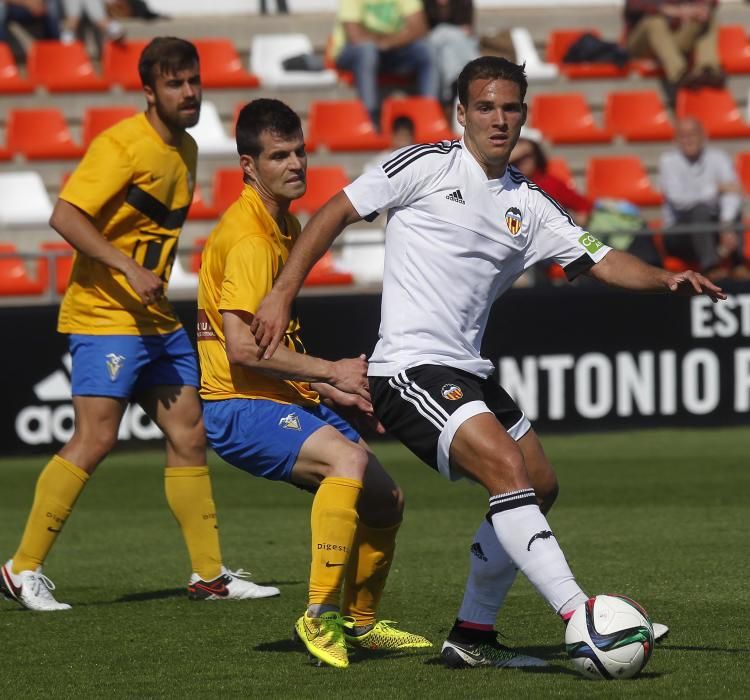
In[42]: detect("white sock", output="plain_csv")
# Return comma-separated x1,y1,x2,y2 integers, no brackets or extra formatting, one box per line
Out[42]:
457,519,517,626
489,488,587,615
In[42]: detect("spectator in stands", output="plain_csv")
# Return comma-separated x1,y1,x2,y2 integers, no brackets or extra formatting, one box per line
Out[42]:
260,0,288,13
60,0,125,45
332,0,439,128
659,116,747,279
510,127,593,226
423,0,479,107
0,0,61,44
624,0,725,103
364,115,415,173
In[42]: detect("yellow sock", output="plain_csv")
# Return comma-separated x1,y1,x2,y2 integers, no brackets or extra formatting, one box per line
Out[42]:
164,466,222,581
342,521,400,627
13,454,89,574
308,476,362,608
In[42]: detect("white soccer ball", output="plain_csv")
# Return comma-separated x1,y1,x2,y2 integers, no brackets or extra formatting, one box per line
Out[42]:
565,594,655,680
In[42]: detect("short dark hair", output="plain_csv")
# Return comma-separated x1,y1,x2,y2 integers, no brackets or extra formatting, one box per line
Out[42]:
138,37,199,88
235,99,302,157
392,116,415,134
457,56,528,106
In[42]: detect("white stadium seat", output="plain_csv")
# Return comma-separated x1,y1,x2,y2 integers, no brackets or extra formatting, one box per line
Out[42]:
0,171,54,227
168,255,199,292
510,27,558,81
186,100,236,156
339,229,385,285
250,33,338,88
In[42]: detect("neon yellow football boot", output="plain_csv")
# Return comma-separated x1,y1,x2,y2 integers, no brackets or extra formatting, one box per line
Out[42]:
294,610,349,668
343,618,432,651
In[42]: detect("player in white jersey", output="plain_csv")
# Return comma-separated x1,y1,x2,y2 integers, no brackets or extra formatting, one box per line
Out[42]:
249,56,725,667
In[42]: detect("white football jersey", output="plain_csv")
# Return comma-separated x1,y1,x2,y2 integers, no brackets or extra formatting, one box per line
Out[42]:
344,140,611,378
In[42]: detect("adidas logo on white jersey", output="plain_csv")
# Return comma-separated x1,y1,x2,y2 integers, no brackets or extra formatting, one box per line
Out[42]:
445,189,465,205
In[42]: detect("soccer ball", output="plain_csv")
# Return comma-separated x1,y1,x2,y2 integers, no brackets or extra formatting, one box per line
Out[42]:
565,594,655,680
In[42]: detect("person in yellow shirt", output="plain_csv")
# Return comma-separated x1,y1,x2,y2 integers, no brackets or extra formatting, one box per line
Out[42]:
0,37,279,613
332,0,439,126
198,98,430,668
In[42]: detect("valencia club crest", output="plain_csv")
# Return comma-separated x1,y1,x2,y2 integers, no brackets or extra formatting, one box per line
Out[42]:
441,384,463,400
505,207,523,235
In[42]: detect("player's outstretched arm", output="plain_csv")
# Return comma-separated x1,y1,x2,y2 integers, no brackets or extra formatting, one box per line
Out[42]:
250,191,363,359
50,199,165,306
225,311,370,400
587,249,727,301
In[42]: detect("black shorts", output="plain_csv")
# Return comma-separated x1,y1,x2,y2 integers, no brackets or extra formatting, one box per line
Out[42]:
369,364,531,480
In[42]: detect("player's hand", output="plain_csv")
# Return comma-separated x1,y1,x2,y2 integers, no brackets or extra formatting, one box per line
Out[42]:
125,264,165,305
329,354,371,400
313,382,386,435
250,290,291,360
666,270,726,302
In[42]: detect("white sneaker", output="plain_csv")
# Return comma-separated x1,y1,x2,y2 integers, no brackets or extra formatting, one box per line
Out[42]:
187,566,280,600
0,559,71,611
653,622,669,642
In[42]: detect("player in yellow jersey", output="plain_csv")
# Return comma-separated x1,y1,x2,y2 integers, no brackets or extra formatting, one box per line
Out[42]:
198,98,430,668
0,37,279,612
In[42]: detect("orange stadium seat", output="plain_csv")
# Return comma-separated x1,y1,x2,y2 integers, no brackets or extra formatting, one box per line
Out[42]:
0,43,34,93
719,25,750,74
290,166,349,216
0,144,11,161
0,244,49,296
189,237,208,273
7,109,84,159
586,156,663,206
103,39,149,90
676,87,750,138
530,93,612,144
307,100,389,152
547,157,576,189
82,106,139,146
188,184,220,220
737,153,750,194
40,242,74,294
193,39,259,88
546,29,629,79
605,90,674,141
210,168,244,213
27,41,109,92
380,96,455,143
304,251,354,287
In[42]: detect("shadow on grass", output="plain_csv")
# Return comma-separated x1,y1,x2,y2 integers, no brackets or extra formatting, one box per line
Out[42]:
111,579,303,604
422,656,581,676
114,588,185,603
255,637,434,666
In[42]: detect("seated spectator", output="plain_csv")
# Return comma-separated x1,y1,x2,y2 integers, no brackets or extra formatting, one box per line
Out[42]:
331,0,439,127
260,0,288,13
624,0,725,104
364,115,416,173
0,0,60,44
423,0,479,107
659,116,747,279
511,128,660,274
60,0,125,45
510,127,593,225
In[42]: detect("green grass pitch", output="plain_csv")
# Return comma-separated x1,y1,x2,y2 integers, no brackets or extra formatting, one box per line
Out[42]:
1,427,748,698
